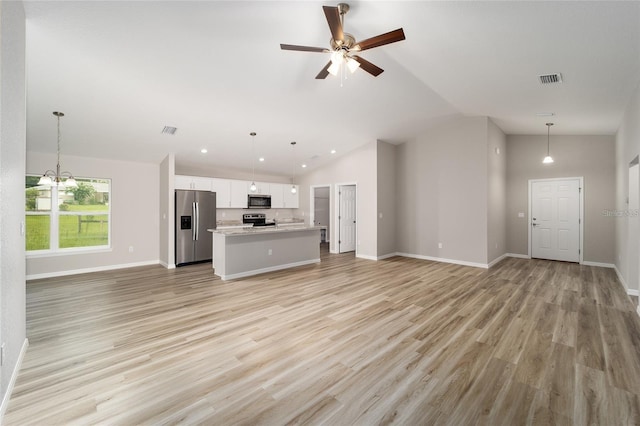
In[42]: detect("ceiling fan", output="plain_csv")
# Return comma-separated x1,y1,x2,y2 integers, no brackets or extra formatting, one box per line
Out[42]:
280,3,406,79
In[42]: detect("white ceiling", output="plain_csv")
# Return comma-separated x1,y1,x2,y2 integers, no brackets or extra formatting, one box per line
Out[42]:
23,1,640,176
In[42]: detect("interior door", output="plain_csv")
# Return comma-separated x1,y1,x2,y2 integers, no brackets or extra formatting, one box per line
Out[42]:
339,185,356,253
531,179,580,262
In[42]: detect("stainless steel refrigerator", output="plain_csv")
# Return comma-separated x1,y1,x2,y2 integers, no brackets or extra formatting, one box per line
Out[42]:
175,190,216,266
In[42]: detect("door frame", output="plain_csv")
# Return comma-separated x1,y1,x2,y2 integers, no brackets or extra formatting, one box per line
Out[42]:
335,182,357,255
309,184,331,243
527,177,584,263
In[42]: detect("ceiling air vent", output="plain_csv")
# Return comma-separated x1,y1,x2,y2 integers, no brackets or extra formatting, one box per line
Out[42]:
538,73,563,84
161,126,177,135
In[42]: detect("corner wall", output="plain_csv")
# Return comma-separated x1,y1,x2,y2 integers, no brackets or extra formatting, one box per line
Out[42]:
377,141,397,257
487,119,507,264
615,81,640,295
26,153,160,278
396,116,489,266
0,0,27,415
506,135,616,264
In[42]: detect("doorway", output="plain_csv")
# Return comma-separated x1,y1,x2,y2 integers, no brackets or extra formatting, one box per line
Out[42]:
310,185,330,245
529,177,583,263
337,184,356,253
628,157,639,291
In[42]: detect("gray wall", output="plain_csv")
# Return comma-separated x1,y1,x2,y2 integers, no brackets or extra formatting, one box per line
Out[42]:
377,141,397,257
615,81,640,293
26,152,160,278
396,116,489,265
295,142,377,258
0,0,27,412
506,135,615,264
159,154,174,268
487,120,507,263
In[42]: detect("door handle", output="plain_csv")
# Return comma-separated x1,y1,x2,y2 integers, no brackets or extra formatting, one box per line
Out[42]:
192,202,197,241
195,202,200,240
532,223,538,227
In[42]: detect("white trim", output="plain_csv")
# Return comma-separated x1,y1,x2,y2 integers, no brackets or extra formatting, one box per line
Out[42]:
581,261,615,268
336,182,357,254
488,253,508,268
628,288,640,297
217,258,320,280
26,260,160,280
528,177,584,263
0,338,29,423
506,253,531,259
26,246,112,258
376,253,397,260
395,252,488,269
159,260,176,270
615,264,629,291
356,253,378,261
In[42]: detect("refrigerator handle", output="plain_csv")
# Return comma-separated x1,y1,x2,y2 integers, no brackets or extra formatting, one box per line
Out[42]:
195,201,200,240
192,202,197,241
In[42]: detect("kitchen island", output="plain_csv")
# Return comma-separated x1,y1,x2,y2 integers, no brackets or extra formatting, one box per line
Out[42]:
208,226,321,280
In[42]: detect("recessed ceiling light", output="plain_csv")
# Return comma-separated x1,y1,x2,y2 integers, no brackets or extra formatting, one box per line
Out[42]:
330,149,336,154
301,164,307,168
200,148,208,154
161,126,177,135
536,112,555,117
259,157,265,162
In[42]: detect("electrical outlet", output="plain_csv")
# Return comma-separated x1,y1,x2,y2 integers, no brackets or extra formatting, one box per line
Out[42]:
1,342,5,366
438,243,443,249
221,212,226,218
129,246,134,253
268,249,272,256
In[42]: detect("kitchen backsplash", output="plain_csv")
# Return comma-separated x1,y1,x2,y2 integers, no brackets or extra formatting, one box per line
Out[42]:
215,208,303,224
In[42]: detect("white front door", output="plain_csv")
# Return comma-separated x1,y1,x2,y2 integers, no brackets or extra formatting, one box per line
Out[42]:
339,185,356,253
531,178,581,262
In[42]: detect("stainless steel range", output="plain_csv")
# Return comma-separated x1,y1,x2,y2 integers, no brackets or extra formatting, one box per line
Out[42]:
243,213,276,227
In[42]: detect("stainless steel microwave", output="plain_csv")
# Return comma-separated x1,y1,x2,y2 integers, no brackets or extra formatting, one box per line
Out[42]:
247,194,271,209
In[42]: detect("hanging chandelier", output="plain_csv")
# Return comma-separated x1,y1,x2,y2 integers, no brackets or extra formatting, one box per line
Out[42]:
38,111,77,188
543,122,554,164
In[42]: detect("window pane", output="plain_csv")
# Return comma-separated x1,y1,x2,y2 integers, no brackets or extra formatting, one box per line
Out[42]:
61,179,109,212
59,214,109,248
25,214,51,250
25,177,51,212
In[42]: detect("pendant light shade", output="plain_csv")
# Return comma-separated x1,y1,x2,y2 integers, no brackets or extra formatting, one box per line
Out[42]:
543,122,554,164
290,141,297,194
38,111,78,188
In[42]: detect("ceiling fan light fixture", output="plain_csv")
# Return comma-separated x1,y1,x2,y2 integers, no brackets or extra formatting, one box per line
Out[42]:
346,56,360,73
327,61,340,76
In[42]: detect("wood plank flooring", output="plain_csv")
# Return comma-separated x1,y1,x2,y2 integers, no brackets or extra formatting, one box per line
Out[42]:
5,248,640,425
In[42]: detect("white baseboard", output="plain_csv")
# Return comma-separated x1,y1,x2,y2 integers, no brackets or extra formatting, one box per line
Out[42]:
488,254,508,268
614,265,629,292
628,288,640,297
159,260,176,270
356,254,378,261
395,252,488,269
26,260,160,280
582,261,615,268
0,338,29,423
217,258,320,281
506,253,531,259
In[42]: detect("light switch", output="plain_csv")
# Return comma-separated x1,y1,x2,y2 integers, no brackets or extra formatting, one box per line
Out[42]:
518,212,525,218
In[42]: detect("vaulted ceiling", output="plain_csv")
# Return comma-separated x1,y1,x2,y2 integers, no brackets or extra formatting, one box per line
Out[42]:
24,1,640,176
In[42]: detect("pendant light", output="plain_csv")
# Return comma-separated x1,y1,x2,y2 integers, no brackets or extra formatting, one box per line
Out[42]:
249,132,257,192
290,141,297,194
38,111,78,188
543,122,554,164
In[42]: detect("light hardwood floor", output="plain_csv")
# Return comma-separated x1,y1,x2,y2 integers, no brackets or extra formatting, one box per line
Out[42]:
5,248,640,425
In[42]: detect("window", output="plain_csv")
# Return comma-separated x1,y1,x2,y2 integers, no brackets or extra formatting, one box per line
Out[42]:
25,176,111,253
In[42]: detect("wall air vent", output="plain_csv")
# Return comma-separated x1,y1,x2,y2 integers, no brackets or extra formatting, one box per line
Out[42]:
538,73,563,84
161,126,177,135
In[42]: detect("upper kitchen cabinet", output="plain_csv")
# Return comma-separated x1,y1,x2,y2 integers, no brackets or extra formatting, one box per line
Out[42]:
270,183,284,208
211,178,231,208
230,180,249,208
283,185,299,209
175,175,212,191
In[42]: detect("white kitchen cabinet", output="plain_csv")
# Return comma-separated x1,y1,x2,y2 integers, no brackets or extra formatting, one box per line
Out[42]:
175,175,212,191
211,178,231,208
230,180,249,208
246,181,270,195
283,185,299,208
270,183,284,208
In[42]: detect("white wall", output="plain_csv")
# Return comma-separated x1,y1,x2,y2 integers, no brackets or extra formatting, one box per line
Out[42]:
0,0,27,414
26,153,160,278
396,116,489,265
615,81,640,295
295,142,377,258
487,119,507,263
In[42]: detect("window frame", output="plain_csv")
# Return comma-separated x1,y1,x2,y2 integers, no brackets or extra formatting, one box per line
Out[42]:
25,175,112,256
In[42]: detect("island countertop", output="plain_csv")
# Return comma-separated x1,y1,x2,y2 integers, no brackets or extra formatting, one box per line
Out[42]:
207,225,323,236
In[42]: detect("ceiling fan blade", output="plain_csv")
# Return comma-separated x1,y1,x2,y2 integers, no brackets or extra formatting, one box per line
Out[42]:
323,6,344,42
354,28,406,51
315,61,332,79
353,56,384,77
280,44,329,53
